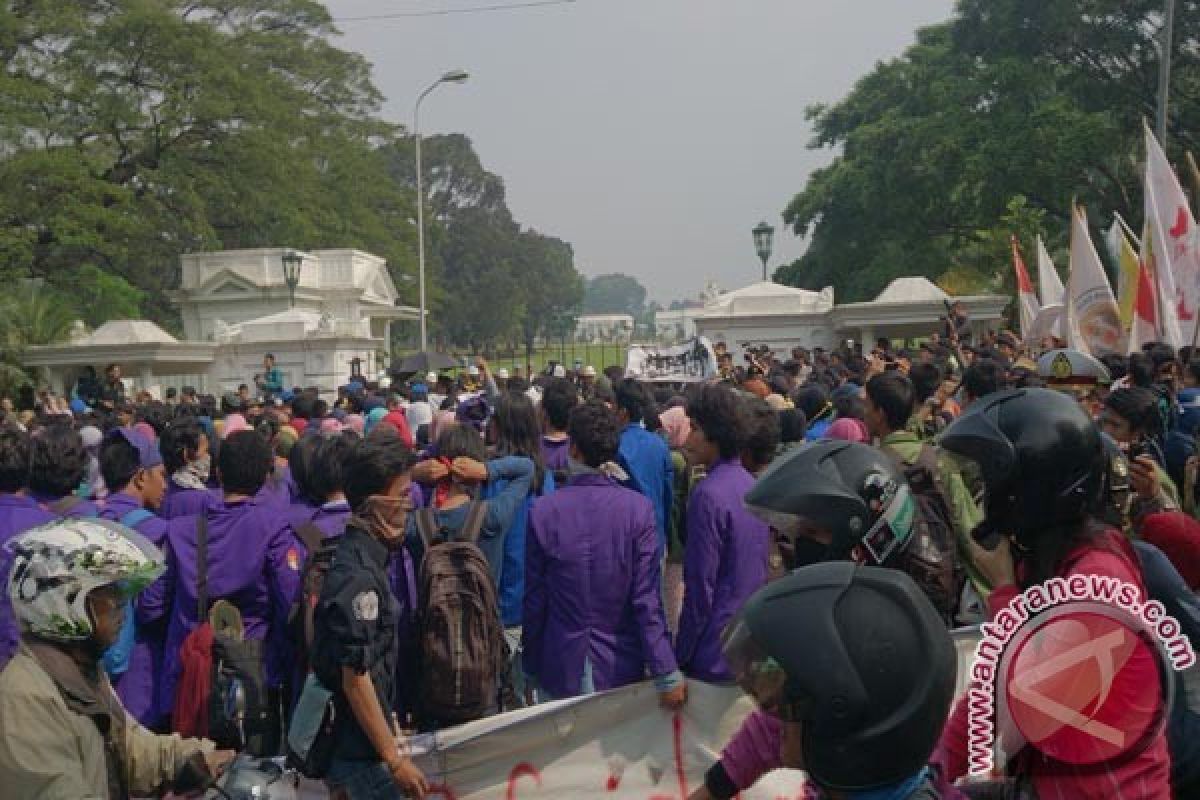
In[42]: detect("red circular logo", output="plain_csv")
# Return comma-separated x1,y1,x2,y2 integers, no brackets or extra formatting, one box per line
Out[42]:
1001,608,1166,765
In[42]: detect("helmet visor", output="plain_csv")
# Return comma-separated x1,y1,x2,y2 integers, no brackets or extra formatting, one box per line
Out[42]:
721,617,789,716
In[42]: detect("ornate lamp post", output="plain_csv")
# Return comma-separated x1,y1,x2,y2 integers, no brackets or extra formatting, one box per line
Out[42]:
281,250,304,308
753,221,775,282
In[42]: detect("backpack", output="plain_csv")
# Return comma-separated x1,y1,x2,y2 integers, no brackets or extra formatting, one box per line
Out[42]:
100,507,155,678
881,443,963,623
172,514,274,754
289,521,337,670
413,501,511,726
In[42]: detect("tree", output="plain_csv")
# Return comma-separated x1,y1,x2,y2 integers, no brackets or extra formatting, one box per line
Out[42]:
775,0,1200,301
0,281,79,396
514,230,584,364
379,133,584,351
584,273,647,317
0,0,409,322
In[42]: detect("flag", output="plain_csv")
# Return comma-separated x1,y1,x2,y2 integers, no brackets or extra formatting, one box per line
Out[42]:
1107,214,1141,334
1129,232,1159,354
1011,235,1040,336
1066,205,1125,355
1143,121,1197,346
1036,234,1066,307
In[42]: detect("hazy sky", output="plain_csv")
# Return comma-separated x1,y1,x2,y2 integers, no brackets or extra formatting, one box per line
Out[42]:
324,0,956,304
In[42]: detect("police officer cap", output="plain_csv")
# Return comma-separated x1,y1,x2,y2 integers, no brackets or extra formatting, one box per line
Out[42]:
1036,348,1111,388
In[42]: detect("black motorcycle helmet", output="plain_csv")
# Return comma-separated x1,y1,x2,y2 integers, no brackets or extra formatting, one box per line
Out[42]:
722,562,956,791
745,440,916,565
938,388,1105,549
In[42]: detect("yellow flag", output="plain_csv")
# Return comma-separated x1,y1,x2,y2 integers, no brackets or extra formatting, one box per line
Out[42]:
1108,215,1141,332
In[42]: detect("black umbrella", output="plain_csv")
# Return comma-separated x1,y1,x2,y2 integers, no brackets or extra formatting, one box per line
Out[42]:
390,350,459,376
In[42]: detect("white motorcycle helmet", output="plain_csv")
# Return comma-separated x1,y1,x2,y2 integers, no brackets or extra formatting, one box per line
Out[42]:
7,518,164,642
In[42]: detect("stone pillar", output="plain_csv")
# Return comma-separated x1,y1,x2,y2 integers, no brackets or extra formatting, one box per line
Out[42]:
138,363,154,394
859,327,876,350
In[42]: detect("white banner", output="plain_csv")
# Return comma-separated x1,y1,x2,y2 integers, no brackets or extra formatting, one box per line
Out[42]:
625,337,717,382
282,630,983,799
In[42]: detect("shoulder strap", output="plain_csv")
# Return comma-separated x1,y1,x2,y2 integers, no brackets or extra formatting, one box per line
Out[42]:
460,500,489,544
196,514,209,623
414,507,438,549
294,522,324,556
50,495,84,515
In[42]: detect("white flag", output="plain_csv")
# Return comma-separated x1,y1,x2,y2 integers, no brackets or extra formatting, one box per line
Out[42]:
1144,121,1196,347
1036,234,1066,307
1066,205,1125,355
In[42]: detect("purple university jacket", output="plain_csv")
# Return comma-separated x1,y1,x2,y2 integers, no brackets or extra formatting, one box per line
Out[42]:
675,458,770,682
99,493,198,726
141,495,303,718
0,494,55,669
160,480,220,519
522,473,677,699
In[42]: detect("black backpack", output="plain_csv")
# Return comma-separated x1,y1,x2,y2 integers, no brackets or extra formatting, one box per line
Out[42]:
413,501,512,727
196,515,275,755
289,521,338,670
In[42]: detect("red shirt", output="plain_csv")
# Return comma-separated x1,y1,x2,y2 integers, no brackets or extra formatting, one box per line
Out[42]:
933,529,1172,799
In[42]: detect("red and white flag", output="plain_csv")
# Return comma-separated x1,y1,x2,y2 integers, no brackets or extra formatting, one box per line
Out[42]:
1011,235,1040,336
1143,121,1198,346
1129,231,1160,354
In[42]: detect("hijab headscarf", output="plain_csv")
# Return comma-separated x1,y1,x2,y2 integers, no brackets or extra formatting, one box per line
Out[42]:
659,405,692,450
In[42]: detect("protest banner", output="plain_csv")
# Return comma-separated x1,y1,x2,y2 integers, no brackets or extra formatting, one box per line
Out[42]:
283,630,982,799
625,337,717,382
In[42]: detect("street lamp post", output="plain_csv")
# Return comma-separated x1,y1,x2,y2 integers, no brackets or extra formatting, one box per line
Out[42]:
753,221,775,282
281,250,304,308
415,69,469,352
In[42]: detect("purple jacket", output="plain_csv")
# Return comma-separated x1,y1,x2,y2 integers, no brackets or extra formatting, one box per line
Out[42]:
540,436,570,475
98,493,193,726
522,473,677,699
715,709,966,799
0,494,55,669
160,480,220,519
675,458,769,682
289,500,352,544
256,464,295,509
141,495,303,718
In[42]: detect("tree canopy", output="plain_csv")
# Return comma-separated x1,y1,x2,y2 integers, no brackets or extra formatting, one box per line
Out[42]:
776,0,1200,302
0,0,582,352
584,273,648,317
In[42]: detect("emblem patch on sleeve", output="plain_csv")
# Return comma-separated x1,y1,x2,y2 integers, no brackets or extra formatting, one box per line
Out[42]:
352,590,380,621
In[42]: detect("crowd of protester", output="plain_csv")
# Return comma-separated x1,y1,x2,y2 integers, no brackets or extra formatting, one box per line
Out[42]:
0,320,1198,799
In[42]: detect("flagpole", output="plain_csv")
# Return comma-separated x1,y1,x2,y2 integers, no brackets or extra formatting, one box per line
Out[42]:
1113,212,1142,249
1187,152,1200,208
1157,0,1177,144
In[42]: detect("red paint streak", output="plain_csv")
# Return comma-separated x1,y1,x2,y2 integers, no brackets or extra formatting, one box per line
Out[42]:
426,785,459,800
505,761,542,800
672,713,689,799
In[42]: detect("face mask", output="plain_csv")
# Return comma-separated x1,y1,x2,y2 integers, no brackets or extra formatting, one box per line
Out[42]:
190,453,212,484
172,453,211,491
357,493,413,549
